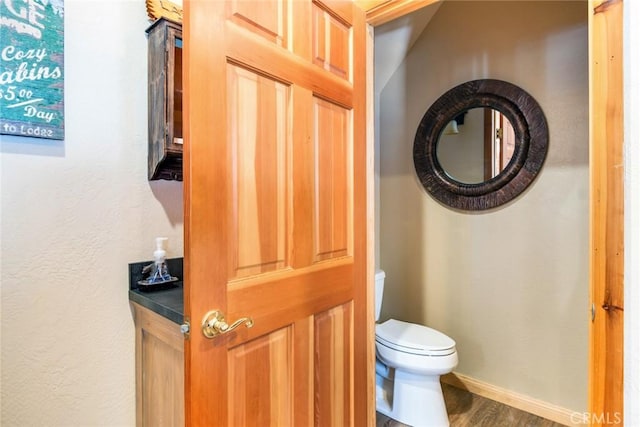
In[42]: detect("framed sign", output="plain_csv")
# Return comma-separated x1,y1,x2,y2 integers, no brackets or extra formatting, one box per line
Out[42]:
0,0,64,140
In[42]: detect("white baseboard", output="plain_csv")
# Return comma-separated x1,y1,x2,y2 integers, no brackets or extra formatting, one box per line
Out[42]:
441,372,582,426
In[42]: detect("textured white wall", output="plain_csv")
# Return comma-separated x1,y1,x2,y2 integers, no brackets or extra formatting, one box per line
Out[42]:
0,1,183,425
377,1,588,412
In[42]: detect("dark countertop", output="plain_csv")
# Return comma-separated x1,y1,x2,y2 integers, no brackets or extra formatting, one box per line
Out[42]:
128,257,184,325
129,285,183,324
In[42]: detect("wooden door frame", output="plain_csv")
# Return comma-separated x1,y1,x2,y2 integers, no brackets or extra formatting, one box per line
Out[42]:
588,0,624,425
357,0,624,425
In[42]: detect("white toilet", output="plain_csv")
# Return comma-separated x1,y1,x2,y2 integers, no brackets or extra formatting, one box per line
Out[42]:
375,270,458,426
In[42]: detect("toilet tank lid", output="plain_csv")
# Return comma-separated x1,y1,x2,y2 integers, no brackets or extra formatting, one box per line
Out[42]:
376,319,455,353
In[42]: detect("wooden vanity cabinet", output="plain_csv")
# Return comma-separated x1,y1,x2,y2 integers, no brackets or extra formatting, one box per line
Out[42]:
132,303,184,426
146,18,183,181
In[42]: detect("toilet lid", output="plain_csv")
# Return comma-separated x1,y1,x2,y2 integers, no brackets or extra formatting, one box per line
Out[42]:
375,319,456,356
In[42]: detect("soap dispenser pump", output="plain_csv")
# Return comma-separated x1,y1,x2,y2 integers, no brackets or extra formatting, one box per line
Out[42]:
152,237,170,282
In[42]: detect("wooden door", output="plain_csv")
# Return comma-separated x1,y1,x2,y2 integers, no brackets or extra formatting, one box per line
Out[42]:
589,0,624,424
183,1,371,425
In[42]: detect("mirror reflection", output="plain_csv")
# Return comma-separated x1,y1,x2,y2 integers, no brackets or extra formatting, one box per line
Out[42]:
436,108,515,184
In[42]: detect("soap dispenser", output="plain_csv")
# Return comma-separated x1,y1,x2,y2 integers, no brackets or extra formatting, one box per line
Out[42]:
151,237,171,283
138,237,178,290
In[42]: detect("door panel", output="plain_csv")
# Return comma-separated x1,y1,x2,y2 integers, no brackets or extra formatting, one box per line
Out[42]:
228,327,293,426
315,303,354,426
227,0,288,47
312,3,351,79
184,0,369,425
313,97,352,262
227,65,290,279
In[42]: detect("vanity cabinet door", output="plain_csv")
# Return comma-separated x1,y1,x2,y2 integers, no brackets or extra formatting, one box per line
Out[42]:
132,303,184,426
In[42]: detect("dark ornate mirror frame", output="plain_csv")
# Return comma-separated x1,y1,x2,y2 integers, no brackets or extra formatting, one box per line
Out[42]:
413,79,549,211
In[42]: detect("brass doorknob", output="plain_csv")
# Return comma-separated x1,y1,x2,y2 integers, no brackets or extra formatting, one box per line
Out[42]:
201,310,253,338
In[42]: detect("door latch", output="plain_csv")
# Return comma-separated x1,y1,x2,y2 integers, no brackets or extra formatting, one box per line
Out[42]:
180,319,190,339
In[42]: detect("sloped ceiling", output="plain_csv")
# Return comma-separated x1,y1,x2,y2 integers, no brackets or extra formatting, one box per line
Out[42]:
373,2,441,94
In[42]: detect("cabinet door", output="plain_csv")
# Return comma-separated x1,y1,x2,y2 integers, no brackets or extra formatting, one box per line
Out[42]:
133,303,184,426
147,18,183,181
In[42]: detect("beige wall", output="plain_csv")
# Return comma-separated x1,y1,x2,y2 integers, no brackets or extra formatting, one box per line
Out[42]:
0,2,182,425
377,1,588,412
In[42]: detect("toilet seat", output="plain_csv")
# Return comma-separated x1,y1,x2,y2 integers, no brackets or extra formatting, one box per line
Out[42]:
376,319,456,357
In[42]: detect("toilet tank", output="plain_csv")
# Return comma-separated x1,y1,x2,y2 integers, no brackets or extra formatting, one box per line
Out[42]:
375,270,385,321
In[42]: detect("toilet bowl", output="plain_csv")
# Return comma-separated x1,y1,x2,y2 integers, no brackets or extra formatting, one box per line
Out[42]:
374,270,458,427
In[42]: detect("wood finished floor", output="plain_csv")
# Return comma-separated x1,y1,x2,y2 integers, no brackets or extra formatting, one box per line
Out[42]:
376,383,568,427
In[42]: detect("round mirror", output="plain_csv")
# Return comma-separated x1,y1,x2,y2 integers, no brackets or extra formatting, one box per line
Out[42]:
413,79,548,210
436,108,516,184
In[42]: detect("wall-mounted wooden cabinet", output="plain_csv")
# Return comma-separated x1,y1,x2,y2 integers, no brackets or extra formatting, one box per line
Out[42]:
147,18,183,181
